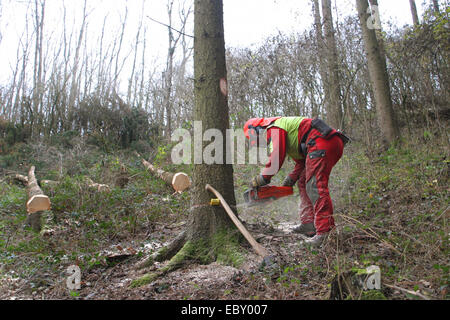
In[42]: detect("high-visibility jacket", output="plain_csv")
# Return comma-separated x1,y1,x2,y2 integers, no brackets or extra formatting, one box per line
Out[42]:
267,117,307,160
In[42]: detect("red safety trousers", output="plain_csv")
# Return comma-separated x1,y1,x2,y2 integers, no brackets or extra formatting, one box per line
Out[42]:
295,132,344,235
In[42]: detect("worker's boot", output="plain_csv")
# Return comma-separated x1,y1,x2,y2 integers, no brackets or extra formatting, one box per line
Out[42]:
301,233,328,248
292,223,316,237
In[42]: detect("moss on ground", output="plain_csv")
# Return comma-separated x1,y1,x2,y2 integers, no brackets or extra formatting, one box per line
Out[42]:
130,229,247,287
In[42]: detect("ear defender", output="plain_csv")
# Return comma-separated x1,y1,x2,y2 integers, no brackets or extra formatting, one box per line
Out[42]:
248,125,261,147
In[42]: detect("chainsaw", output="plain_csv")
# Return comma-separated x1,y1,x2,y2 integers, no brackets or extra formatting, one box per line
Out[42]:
243,185,294,207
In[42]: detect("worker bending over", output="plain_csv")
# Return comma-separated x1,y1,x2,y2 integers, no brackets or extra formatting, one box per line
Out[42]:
243,117,349,247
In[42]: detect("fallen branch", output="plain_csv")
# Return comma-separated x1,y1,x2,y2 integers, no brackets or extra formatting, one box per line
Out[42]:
10,169,109,193
336,213,402,255
384,283,432,300
85,178,111,193
135,152,190,193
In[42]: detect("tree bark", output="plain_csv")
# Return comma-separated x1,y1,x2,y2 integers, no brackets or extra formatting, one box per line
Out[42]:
312,0,329,119
321,0,343,129
409,0,420,25
368,0,387,71
188,0,236,242
356,0,400,146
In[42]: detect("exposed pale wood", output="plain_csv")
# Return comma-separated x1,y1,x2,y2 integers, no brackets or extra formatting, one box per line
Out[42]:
26,166,51,214
205,184,269,258
135,152,191,192
14,174,29,185
171,172,191,193
86,178,111,193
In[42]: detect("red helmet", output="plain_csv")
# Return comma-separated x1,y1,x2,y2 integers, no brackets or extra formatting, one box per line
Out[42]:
243,117,281,147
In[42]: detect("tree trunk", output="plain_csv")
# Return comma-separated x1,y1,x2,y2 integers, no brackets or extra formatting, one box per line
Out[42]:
321,0,343,129
356,0,400,146
409,0,420,25
131,0,245,288
368,0,387,70
32,0,45,138
312,0,329,119
188,0,236,242
67,0,87,130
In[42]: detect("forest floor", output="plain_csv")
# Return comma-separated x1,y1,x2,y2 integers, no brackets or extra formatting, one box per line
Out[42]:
0,134,448,300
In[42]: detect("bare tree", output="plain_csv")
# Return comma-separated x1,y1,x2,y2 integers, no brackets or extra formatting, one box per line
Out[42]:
321,0,343,129
32,0,45,137
67,0,88,130
127,0,145,106
356,0,400,145
0,0,3,46
162,0,192,138
409,0,420,25
312,0,328,119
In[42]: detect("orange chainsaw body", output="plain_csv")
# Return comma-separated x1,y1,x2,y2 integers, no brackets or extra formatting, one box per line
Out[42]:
243,185,294,207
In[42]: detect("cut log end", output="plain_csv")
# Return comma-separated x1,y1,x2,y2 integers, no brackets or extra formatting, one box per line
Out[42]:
26,194,51,214
171,172,191,193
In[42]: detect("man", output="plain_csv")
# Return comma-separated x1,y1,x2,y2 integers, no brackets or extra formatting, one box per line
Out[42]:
243,117,348,248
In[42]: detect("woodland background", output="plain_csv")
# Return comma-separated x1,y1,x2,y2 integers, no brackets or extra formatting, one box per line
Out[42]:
0,0,448,300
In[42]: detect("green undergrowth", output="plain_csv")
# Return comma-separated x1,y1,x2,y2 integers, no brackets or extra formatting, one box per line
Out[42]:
329,135,449,299
0,141,192,288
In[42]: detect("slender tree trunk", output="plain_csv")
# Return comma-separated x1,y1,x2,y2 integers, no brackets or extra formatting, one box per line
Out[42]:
356,0,400,145
312,0,329,119
321,0,343,129
164,0,176,139
32,0,45,137
127,0,144,106
67,0,87,131
113,6,128,94
409,0,420,25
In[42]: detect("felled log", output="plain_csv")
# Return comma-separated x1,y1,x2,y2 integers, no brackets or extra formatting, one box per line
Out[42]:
13,170,107,192
135,152,190,193
26,166,51,214
25,166,51,232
